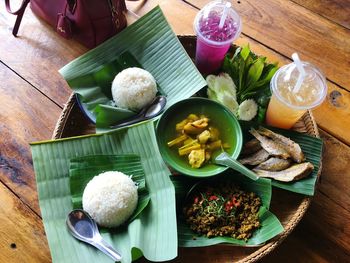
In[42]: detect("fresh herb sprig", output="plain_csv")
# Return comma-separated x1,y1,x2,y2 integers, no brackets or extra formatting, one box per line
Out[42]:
222,45,278,122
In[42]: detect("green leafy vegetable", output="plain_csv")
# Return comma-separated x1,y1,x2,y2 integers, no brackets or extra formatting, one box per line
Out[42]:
222,45,278,122
257,105,267,123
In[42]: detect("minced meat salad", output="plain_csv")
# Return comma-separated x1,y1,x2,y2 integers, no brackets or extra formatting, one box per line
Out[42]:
183,182,261,240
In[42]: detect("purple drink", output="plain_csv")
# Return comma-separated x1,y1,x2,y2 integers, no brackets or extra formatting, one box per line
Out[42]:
194,1,241,75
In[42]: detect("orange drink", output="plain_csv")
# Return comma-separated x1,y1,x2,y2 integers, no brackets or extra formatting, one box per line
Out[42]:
266,62,327,129
266,95,306,129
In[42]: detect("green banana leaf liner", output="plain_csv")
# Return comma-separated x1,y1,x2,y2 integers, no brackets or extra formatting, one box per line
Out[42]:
30,122,177,263
172,173,284,247
72,52,165,127
240,123,323,196
59,6,206,133
69,154,150,224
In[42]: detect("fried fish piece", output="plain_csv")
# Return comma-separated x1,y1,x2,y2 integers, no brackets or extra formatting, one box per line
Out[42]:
241,139,262,156
257,127,305,163
239,148,270,165
253,162,314,182
255,157,292,171
249,128,290,159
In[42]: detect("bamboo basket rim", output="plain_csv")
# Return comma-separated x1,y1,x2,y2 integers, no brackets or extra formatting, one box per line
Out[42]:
52,35,322,263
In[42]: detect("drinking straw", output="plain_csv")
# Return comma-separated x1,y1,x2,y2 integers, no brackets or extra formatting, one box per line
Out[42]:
219,1,231,29
292,52,306,93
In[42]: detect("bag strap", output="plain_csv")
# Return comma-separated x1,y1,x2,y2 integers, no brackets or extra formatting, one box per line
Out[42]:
56,3,73,39
5,0,30,36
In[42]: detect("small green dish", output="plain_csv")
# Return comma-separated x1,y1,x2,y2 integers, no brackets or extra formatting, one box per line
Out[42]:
156,97,243,177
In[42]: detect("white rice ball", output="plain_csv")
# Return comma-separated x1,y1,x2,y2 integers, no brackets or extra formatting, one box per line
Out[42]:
82,171,138,228
111,67,157,111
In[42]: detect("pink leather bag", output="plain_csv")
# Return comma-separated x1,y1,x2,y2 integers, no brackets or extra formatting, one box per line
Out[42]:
5,0,128,48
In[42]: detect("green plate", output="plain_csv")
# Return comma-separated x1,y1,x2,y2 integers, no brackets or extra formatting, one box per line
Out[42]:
156,97,243,177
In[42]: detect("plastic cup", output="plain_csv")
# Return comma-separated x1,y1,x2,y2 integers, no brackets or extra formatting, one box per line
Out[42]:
194,1,242,75
265,62,327,129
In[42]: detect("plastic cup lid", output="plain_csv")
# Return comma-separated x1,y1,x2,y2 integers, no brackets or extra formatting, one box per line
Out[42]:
194,0,242,47
271,62,327,110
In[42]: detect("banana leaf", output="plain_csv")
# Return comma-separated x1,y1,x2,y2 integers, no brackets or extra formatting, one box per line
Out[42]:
171,173,284,247
73,52,152,125
30,122,177,263
69,154,150,223
239,124,323,196
59,6,206,133
267,128,323,196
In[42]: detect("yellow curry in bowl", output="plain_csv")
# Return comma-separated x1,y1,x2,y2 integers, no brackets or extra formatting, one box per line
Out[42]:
167,114,229,168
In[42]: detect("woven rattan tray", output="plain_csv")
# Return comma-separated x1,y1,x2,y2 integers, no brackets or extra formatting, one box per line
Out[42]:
53,36,321,263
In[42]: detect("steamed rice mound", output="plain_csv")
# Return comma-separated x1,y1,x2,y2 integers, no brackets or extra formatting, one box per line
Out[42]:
82,171,138,228
111,67,157,111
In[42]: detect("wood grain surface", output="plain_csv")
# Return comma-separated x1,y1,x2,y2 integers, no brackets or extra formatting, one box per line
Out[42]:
289,0,350,29
0,62,61,215
0,12,81,106
0,172,50,262
0,0,349,262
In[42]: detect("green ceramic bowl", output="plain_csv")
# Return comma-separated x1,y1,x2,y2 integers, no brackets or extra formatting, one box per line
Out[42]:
156,97,243,177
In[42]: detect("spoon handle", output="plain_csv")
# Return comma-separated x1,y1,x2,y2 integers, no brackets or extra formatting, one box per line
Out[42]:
110,115,145,129
93,238,122,262
109,95,167,129
215,152,259,181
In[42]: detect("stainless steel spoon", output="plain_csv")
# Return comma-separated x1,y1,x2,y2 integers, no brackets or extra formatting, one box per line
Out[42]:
110,95,167,129
66,209,122,262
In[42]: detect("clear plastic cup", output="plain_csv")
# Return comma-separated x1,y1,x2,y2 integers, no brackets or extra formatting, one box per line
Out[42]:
265,62,327,129
194,1,242,75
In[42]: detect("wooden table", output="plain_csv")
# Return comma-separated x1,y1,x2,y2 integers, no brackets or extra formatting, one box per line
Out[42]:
1,0,349,262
